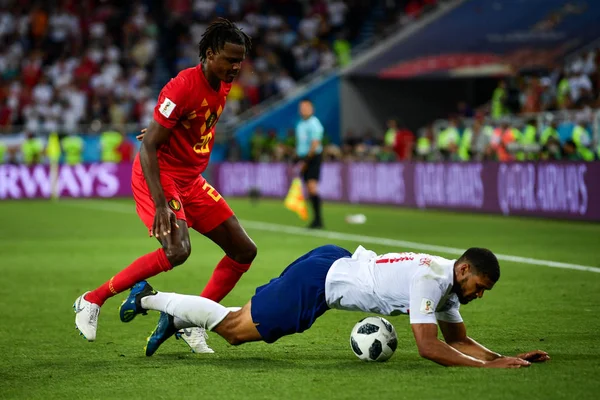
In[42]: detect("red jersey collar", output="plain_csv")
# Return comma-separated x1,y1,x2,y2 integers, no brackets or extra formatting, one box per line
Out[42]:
197,64,222,94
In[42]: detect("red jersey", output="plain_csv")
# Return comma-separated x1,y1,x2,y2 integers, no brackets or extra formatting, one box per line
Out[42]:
141,64,231,183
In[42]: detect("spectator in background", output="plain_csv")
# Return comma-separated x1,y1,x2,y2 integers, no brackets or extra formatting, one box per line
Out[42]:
539,77,556,111
0,98,13,127
556,68,571,109
404,0,424,20
459,117,493,161
540,115,559,145
100,128,122,163
518,118,538,160
328,0,348,34
384,119,399,149
275,69,297,95
540,136,562,160
61,133,84,165
436,116,460,161
491,118,519,162
569,66,593,106
21,132,43,165
353,129,380,161
382,119,399,161
571,115,594,161
283,128,296,161
562,139,582,161
393,122,415,161
415,124,434,161
333,30,351,67
250,128,266,162
491,80,507,120
522,77,542,114
117,132,135,163
264,129,280,160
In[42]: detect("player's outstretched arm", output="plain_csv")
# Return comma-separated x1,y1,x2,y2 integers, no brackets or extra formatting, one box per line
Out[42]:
438,320,502,361
438,321,550,364
411,323,532,368
139,120,178,239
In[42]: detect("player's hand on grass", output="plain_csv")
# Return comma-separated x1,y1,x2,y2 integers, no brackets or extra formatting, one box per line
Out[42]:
484,357,531,369
152,206,179,241
137,128,147,142
516,350,550,363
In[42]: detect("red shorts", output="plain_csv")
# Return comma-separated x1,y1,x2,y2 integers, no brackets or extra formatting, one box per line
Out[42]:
131,166,233,235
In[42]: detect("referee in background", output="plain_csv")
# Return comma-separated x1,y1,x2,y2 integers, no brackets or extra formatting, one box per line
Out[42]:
295,98,324,229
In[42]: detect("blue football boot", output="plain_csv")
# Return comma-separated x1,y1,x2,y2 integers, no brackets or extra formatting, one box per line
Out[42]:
119,281,156,323
145,312,178,356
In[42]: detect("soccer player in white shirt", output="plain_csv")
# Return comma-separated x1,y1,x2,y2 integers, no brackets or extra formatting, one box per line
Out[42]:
119,244,549,367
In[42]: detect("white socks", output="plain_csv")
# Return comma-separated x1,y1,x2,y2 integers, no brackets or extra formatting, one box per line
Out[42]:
173,317,195,330
172,307,243,329
141,292,229,331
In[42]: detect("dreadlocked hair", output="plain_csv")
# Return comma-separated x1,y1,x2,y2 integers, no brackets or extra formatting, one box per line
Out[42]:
198,18,252,62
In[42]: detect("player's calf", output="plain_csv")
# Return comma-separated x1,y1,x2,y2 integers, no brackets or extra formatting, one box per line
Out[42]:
213,302,262,346
206,215,257,265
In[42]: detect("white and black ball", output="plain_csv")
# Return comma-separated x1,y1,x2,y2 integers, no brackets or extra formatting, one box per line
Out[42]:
350,316,398,362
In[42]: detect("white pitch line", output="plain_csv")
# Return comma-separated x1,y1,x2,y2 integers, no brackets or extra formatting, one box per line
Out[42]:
65,200,600,274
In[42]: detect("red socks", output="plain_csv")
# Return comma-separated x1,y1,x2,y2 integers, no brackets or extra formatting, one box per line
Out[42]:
200,256,251,302
84,252,249,306
85,249,172,306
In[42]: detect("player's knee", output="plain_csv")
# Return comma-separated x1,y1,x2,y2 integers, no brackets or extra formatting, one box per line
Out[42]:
165,241,191,267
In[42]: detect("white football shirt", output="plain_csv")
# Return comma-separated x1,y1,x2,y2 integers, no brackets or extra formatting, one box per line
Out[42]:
325,246,463,325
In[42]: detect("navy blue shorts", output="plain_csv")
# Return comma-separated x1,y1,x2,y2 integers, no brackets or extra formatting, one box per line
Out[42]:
250,245,351,343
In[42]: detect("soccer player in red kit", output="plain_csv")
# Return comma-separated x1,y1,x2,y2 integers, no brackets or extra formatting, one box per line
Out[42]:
74,19,257,353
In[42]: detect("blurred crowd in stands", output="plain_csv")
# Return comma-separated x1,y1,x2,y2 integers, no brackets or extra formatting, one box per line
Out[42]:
165,0,442,121
0,0,439,136
3,0,597,165
244,39,600,163
0,0,445,164
241,110,599,164
0,0,158,134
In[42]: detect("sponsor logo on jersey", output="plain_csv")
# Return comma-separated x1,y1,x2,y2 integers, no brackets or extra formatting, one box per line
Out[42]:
168,199,181,211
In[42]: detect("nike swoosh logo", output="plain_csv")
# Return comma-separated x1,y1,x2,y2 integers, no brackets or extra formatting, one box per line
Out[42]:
74,298,84,313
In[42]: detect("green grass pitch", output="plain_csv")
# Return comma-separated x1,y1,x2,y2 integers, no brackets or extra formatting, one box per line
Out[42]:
1,197,599,399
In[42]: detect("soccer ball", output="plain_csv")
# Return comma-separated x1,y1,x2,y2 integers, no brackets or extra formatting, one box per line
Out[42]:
350,316,398,362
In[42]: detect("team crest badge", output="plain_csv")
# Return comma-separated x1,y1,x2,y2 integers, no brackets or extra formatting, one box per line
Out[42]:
206,113,217,130
168,199,181,211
